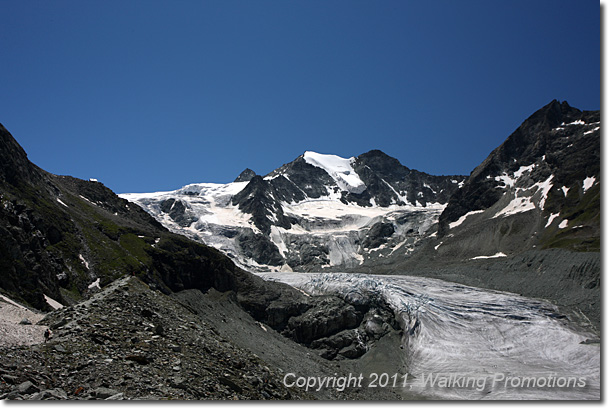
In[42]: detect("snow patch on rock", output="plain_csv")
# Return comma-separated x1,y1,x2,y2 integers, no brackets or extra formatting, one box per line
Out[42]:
471,252,507,260
449,210,484,229
583,177,596,193
545,212,560,228
44,294,64,310
88,278,101,290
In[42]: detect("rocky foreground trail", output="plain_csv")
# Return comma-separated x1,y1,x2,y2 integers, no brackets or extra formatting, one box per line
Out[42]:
0,276,407,401
0,276,312,400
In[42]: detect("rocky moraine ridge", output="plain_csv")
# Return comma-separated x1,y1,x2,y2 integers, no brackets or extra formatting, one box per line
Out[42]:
1,276,406,400
1,277,308,400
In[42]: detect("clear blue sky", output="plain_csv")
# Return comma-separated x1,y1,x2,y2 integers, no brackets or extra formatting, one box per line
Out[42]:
0,0,600,194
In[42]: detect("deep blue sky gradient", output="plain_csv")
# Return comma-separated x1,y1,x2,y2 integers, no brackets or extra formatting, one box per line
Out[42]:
0,0,600,193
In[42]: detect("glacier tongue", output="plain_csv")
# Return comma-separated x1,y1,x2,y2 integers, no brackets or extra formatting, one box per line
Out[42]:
258,272,600,400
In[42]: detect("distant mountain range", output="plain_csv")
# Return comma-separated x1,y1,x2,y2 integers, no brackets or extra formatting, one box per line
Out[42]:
122,100,600,273
0,99,600,318
122,150,466,271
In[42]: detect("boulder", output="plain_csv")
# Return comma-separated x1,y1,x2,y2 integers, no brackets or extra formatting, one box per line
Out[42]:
17,381,39,395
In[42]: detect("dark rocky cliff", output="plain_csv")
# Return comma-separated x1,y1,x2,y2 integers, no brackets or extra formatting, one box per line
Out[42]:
438,100,600,252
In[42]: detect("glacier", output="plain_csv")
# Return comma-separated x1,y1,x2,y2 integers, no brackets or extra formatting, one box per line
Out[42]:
258,272,600,400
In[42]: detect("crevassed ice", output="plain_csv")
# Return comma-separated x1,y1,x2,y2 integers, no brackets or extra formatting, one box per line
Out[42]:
256,272,600,400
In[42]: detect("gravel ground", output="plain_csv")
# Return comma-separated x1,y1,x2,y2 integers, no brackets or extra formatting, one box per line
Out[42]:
0,295,48,347
0,277,325,400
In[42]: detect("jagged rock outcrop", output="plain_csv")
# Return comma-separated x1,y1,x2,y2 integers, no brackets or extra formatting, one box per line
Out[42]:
348,150,461,207
362,222,395,249
159,198,198,227
231,175,295,235
234,168,257,183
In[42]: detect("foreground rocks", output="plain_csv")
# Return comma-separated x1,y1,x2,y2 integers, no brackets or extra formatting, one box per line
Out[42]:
0,277,312,400
0,276,409,401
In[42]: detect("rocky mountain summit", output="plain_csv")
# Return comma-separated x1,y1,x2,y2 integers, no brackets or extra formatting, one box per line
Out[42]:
431,100,599,258
123,101,599,275
120,100,600,329
123,150,465,272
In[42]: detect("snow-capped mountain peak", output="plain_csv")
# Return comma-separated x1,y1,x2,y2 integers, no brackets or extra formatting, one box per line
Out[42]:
122,150,465,272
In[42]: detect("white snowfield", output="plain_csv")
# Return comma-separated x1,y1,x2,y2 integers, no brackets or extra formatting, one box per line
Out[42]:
451,157,579,232
259,272,600,400
44,294,64,310
545,212,561,228
448,210,484,229
450,162,555,234
303,151,366,194
488,157,556,219
493,174,554,218
122,181,252,231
